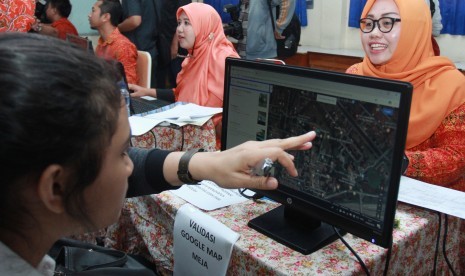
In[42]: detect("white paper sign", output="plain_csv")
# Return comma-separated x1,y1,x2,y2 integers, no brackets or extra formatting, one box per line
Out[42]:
170,180,254,211
173,204,240,276
398,176,465,219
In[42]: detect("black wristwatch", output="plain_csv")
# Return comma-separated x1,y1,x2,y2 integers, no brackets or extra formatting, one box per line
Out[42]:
177,148,205,184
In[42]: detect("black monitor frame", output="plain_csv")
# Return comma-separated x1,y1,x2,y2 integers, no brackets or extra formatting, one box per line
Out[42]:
221,58,412,254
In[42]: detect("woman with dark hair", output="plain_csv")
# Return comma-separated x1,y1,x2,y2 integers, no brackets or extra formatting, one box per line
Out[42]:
0,32,315,275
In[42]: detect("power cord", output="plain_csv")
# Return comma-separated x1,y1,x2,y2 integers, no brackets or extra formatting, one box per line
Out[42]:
442,214,457,276
238,188,264,201
382,239,392,276
432,212,442,276
333,226,370,276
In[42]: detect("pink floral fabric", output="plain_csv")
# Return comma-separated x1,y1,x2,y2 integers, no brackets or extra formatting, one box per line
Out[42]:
130,119,217,152
106,191,464,275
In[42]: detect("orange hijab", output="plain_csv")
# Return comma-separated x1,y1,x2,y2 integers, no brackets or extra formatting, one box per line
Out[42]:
352,0,465,149
175,3,240,108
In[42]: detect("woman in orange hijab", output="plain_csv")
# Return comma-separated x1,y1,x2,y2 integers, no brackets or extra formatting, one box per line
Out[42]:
347,0,465,191
129,3,240,148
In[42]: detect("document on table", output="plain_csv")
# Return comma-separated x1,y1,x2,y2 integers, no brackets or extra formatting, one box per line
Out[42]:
398,176,465,219
145,103,222,120
129,103,222,136
171,180,254,211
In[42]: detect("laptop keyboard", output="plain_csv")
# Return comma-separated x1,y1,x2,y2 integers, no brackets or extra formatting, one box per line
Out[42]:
130,98,170,115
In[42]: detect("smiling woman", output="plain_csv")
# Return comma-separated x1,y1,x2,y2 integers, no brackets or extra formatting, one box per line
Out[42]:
346,0,465,192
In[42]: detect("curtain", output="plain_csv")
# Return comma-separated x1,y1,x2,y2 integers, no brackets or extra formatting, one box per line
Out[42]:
440,0,465,35
348,0,366,28
347,0,465,35
204,0,239,22
205,0,308,26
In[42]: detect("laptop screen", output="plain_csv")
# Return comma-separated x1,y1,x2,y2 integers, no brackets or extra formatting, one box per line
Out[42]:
221,58,412,251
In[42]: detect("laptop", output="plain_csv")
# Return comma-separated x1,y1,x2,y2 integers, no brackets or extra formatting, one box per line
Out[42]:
115,62,171,115
66,34,94,54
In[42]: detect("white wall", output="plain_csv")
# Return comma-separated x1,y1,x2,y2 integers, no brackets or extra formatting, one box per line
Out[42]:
300,0,465,63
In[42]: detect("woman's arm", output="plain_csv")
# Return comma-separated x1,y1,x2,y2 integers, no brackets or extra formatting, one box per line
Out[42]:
163,131,316,189
127,131,315,196
128,84,175,102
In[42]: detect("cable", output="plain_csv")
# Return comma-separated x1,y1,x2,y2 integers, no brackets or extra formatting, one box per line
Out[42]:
432,212,442,276
382,239,392,276
333,226,370,276
238,188,264,201
442,214,457,276
149,129,157,149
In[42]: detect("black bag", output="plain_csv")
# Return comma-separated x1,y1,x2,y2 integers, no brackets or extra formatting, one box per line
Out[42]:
267,2,301,58
49,238,157,275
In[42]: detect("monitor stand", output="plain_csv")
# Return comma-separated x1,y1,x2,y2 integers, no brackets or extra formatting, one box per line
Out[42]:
248,205,343,255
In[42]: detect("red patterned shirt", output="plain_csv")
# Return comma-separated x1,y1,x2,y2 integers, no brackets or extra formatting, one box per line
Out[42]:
51,17,78,40
96,28,138,84
0,0,35,32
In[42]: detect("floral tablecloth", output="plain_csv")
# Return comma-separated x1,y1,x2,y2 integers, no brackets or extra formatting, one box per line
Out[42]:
105,190,464,275
130,118,217,152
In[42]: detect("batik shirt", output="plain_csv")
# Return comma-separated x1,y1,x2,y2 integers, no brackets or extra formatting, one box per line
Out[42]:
0,0,35,32
96,28,139,84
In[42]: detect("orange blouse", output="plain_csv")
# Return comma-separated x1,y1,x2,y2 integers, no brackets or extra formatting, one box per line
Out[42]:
96,28,138,84
51,18,78,40
0,0,35,32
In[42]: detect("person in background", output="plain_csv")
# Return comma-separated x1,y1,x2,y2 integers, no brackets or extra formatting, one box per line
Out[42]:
0,32,316,275
236,0,296,59
346,0,465,191
118,0,159,87
32,0,78,40
89,0,138,84
425,0,442,55
156,0,191,89
128,3,240,149
0,0,36,32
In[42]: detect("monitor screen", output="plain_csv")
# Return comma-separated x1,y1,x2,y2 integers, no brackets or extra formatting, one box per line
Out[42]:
221,58,412,254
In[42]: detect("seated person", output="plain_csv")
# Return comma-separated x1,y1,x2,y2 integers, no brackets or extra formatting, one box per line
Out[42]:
0,32,316,275
32,0,78,40
346,0,465,191
0,0,36,32
128,3,240,149
89,0,138,84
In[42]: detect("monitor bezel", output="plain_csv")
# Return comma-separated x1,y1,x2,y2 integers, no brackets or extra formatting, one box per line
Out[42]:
221,57,413,249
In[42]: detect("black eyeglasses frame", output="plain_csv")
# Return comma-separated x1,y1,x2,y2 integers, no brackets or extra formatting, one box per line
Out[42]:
359,17,402,33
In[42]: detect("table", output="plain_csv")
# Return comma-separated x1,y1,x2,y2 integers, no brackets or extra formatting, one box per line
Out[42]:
130,118,217,152
105,191,464,275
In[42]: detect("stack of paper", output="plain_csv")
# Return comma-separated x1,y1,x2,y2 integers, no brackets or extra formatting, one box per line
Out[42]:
129,103,222,136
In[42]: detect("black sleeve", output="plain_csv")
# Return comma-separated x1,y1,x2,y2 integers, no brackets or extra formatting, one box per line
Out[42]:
157,88,175,102
126,147,180,198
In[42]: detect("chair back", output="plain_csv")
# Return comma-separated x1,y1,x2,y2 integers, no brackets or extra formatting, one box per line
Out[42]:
136,51,152,88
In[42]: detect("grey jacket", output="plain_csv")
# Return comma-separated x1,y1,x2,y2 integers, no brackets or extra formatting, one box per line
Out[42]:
242,0,296,60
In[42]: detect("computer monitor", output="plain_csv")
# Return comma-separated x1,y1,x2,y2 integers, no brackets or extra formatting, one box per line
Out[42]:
221,58,412,255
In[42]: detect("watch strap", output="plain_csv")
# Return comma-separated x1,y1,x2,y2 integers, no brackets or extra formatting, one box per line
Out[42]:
177,148,204,184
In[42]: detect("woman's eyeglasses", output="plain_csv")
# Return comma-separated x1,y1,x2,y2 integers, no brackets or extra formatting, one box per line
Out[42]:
359,17,401,33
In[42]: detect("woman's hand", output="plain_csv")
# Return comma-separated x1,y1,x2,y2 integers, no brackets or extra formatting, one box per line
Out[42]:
190,131,317,190
128,83,156,98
